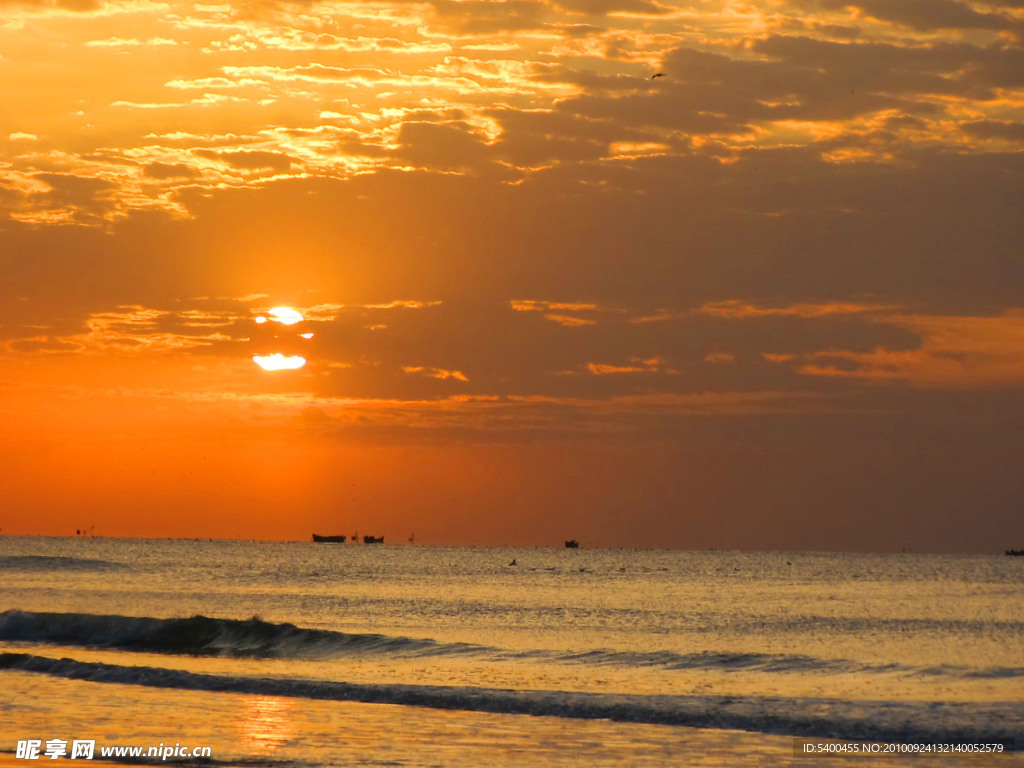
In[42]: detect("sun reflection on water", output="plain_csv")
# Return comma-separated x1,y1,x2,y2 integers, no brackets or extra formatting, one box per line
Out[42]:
236,695,296,753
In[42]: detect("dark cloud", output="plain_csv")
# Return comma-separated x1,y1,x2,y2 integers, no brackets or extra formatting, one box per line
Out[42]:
546,22,606,37
882,115,931,131
750,36,985,98
38,291,925,401
5,133,1021,339
814,0,1021,31
143,162,202,179
337,137,391,158
961,119,1024,140
7,337,82,353
34,172,116,198
25,173,118,223
547,36,1004,144
427,0,548,33
549,0,669,15
489,108,667,164
775,17,863,39
298,299,924,400
394,121,492,170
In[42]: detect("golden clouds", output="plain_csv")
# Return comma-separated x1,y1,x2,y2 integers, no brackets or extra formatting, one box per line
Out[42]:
792,310,1024,387
2,0,1020,226
697,300,895,319
0,0,1022,399
8,295,1024,401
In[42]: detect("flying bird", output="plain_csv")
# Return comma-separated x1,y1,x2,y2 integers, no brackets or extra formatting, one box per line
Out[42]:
650,73,665,79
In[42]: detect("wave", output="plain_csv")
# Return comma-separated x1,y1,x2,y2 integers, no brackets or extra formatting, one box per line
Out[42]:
3,610,1022,681
1,651,1019,748
759,615,1024,636
546,648,880,674
541,648,1024,679
0,555,127,572
0,610,472,658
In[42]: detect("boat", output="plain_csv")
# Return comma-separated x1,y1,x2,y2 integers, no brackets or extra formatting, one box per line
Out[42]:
1006,549,1024,556
565,539,579,549
312,534,347,543
363,535,384,544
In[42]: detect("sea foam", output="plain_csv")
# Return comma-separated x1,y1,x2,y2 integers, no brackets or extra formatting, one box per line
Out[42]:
0,651,1019,748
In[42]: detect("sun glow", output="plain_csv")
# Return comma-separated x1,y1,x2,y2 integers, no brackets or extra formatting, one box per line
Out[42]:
267,307,303,325
253,306,309,370
253,353,307,371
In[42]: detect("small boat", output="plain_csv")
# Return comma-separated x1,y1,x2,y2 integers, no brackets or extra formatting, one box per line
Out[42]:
1006,549,1024,556
363,535,384,544
565,539,579,549
312,534,347,543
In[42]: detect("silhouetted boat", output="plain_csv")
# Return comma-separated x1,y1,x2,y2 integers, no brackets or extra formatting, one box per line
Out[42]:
1006,549,1024,556
565,539,579,549
312,534,347,543
363,535,384,544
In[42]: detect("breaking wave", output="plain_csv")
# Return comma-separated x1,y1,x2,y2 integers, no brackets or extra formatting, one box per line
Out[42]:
0,652,1018,748
0,610,464,658
1,610,1022,680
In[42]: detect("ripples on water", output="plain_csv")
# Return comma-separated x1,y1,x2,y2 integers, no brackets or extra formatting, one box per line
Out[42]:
0,537,1021,767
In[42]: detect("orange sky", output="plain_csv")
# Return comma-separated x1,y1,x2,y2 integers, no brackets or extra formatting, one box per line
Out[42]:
2,0,1023,551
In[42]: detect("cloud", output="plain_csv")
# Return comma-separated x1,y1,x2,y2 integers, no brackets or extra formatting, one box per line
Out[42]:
303,298,932,399
0,0,102,10
549,0,670,15
2,292,932,400
960,119,1024,141
13,172,120,223
195,149,293,171
143,162,203,179
813,0,1021,32
543,35,1012,148
87,36,178,47
7,337,82,353
2,0,1024,551
426,0,549,33
394,121,493,170
488,108,643,164
2,2,1022,381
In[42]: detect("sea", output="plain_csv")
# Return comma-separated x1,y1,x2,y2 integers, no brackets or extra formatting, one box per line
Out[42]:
0,537,1020,767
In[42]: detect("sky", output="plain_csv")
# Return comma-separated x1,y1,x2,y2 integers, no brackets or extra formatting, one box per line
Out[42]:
1,0,1023,551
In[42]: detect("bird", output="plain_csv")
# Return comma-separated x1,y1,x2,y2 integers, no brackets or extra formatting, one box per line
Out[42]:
650,73,665,79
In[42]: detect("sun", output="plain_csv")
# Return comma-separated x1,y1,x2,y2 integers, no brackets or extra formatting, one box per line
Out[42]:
253,353,307,371
255,307,304,326
252,306,311,370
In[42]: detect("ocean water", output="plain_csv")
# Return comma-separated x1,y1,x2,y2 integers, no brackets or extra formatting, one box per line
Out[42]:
0,537,1020,767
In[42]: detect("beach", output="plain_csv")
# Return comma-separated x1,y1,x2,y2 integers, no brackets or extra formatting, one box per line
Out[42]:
1,537,1020,767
